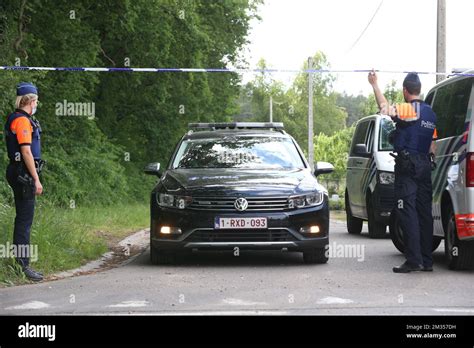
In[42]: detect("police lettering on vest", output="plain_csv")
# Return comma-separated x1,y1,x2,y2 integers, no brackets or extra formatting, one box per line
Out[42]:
392,100,436,155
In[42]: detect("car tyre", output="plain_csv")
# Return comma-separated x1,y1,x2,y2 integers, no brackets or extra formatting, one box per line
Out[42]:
150,247,176,265
445,207,474,270
345,190,363,235
367,196,387,239
303,247,328,264
390,210,443,254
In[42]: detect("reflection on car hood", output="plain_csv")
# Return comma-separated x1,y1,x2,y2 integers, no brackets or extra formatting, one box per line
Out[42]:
161,168,319,196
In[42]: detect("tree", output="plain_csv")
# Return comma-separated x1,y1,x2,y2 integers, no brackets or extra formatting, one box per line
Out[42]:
335,92,368,127
363,80,404,116
0,0,262,206
240,52,348,152
314,127,355,180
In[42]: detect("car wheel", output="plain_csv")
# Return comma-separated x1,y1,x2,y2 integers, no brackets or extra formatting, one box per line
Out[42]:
444,207,474,270
150,247,176,265
303,247,328,264
389,212,405,253
390,211,444,254
345,190,363,235
367,196,386,239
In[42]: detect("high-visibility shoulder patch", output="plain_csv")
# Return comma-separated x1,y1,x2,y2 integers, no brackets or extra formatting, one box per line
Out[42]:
11,116,33,144
396,103,418,122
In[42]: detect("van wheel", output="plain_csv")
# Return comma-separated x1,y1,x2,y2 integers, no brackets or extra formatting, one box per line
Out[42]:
345,190,362,234
390,212,443,254
389,213,405,253
303,247,328,264
445,208,474,270
367,196,386,239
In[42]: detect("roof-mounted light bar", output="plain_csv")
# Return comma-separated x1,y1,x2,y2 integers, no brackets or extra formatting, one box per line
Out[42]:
188,122,285,130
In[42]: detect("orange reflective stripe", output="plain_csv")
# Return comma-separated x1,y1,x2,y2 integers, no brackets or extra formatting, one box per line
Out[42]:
396,103,418,121
11,116,33,144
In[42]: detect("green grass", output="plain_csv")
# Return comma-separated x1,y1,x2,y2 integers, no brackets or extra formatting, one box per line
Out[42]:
0,202,148,287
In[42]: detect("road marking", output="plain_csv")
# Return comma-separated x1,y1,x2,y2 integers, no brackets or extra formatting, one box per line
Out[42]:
5,301,51,310
317,297,354,304
126,310,286,316
222,298,268,306
433,308,474,313
107,300,150,308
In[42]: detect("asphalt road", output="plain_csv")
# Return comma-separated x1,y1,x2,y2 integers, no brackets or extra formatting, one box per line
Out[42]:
1,219,474,315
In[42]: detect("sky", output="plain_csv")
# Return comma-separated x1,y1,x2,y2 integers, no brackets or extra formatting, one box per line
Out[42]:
242,0,473,96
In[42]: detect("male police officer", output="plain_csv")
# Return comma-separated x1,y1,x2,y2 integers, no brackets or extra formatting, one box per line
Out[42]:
368,71,437,273
4,82,44,281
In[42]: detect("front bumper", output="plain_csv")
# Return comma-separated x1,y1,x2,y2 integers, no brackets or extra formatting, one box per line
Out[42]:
150,198,329,252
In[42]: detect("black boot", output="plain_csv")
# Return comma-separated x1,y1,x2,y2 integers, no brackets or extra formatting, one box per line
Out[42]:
393,262,423,273
22,266,44,282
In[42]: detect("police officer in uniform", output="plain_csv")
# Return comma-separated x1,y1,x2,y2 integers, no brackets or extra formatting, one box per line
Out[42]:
4,82,44,281
368,71,437,273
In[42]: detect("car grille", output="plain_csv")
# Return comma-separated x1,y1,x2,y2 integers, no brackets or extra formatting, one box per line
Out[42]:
188,196,289,211
187,229,297,242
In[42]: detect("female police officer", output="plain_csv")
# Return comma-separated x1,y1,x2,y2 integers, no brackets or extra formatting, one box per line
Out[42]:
368,71,437,273
4,82,44,281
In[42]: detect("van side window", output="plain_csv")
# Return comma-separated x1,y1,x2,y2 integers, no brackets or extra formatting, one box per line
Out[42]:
366,121,375,153
432,78,473,139
379,118,395,151
425,92,435,106
350,121,370,156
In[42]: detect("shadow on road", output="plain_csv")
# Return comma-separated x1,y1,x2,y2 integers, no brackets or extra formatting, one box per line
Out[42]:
135,248,323,268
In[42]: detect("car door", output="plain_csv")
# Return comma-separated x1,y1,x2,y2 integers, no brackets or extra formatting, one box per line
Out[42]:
347,120,372,217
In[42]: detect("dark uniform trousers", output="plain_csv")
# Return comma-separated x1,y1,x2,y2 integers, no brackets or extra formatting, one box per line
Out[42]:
394,154,433,268
6,163,36,267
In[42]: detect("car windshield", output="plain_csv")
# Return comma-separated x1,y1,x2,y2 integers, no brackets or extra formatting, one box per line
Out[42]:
379,118,395,151
172,136,306,169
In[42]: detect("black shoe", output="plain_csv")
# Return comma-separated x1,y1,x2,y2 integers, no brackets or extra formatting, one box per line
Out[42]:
422,266,433,272
393,262,423,273
22,267,44,282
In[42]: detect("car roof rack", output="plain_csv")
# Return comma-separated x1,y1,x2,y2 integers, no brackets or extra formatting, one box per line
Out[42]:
188,122,285,131
448,68,473,78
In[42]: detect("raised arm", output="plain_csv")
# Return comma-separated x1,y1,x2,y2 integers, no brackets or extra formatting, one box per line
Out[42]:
368,70,388,112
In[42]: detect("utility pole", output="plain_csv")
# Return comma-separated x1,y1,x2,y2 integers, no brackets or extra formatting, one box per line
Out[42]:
269,95,273,122
308,57,314,171
436,0,446,83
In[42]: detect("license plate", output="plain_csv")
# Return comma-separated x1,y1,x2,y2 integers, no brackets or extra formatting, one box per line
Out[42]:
214,217,268,229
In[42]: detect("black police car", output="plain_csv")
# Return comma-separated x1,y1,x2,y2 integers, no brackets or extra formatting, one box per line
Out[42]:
144,123,334,264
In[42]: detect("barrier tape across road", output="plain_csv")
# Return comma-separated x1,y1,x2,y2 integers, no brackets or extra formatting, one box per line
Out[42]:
1,66,474,76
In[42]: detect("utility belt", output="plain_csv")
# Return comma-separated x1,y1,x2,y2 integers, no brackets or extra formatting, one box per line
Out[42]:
9,159,46,175
390,150,436,174
8,159,45,200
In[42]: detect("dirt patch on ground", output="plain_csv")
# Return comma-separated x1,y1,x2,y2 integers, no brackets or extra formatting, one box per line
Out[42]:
46,229,149,282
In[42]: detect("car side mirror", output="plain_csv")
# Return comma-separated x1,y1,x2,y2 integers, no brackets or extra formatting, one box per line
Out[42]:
354,144,370,157
144,162,162,176
314,161,334,177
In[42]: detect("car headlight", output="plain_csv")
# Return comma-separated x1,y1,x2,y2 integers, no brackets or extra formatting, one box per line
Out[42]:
378,171,395,185
157,193,192,209
288,192,324,209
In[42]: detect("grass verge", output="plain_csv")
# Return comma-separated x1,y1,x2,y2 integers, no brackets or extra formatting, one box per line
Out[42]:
0,202,148,287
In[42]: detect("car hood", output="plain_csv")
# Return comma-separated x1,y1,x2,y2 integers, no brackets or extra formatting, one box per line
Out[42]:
160,168,321,196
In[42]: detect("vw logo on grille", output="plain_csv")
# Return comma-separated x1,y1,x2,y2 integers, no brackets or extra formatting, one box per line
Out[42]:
234,198,248,211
